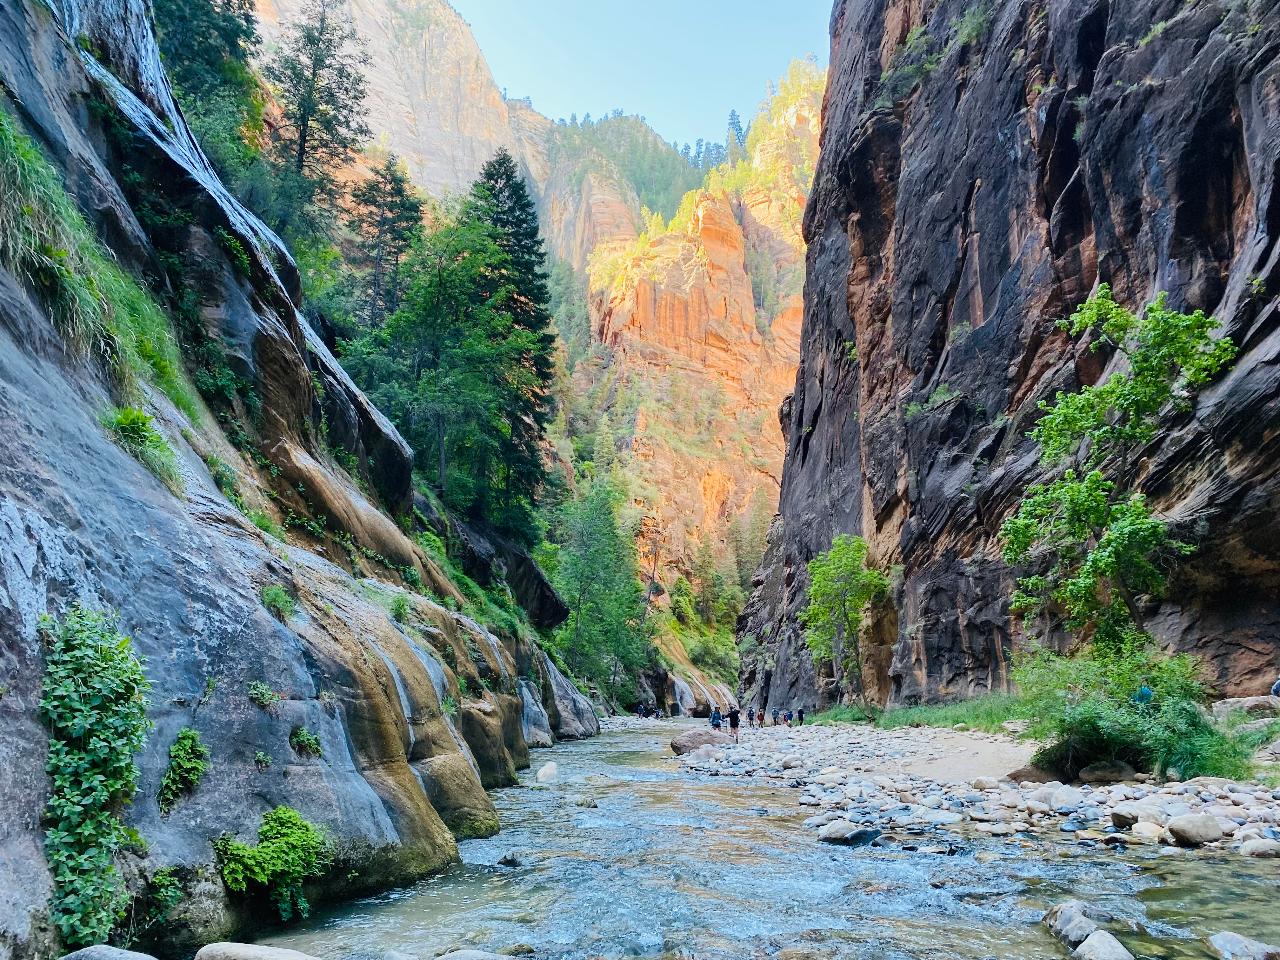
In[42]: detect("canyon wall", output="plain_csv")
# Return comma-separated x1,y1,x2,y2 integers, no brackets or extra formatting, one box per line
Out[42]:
740,0,1280,712
0,2,596,957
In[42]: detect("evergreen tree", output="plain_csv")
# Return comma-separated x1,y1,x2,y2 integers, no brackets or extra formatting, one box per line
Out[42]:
470,149,556,518
265,0,370,188
592,412,616,472
346,155,424,324
153,0,259,100
726,109,747,165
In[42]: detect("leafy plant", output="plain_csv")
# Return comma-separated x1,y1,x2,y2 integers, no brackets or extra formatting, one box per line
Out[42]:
905,384,961,420
247,509,285,541
800,535,890,711
157,727,209,815
390,593,410,624
101,407,184,494
213,806,332,921
289,726,322,758
254,750,273,771
116,866,183,948
955,3,992,47
38,605,152,947
204,455,243,508
261,584,295,622
247,680,282,711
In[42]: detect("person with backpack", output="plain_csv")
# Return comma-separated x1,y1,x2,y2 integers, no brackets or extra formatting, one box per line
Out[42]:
710,705,722,730
727,705,741,743
797,707,805,726
771,707,780,726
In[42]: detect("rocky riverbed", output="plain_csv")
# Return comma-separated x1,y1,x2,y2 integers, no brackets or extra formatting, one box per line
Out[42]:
677,723,1280,858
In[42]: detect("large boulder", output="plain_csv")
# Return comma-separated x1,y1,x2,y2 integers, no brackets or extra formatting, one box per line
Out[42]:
1044,902,1101,948
671,728,732,755
1078,760,1137,785
1207,932,1280,960
1167,814,1225,847
194,946,319,960
1073,931,1135,960
1211,697,1280,720
62,949,159,960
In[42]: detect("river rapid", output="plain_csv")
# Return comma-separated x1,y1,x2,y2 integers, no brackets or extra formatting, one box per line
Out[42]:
263,720,1280,960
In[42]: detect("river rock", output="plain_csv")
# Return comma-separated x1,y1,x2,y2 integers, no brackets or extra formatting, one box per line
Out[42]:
1044,901,1100,948
1073,930,1135,960
1239,838,1280,858
972,776,1002,790
535,762,558,784
62,949,159,960
1211,698,1280,720
817,820,881,846
1079,761,1137,785
437,953,510,960
1129,822,1165,842
1051,786,1086,813
1167,814,1224,846
1207,932,1280,959
671,728,731,755
195,946,320,960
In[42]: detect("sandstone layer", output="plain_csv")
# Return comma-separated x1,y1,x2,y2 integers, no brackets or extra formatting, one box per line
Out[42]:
740,0,1280,712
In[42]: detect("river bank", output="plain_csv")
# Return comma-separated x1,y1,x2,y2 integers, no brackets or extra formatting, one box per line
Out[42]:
252,718,1280,960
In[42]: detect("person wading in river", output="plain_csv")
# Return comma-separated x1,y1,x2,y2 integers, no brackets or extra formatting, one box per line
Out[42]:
710,705,722,730
727,705,741,743
797,707,805,726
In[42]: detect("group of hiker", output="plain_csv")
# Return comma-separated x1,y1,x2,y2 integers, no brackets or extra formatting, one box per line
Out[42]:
709,703,804,742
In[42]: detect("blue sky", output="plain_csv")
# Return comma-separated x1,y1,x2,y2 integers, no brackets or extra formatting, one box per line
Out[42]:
450,0,833,148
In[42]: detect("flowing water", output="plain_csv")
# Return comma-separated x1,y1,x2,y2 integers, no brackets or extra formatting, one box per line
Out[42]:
264,721,1280,960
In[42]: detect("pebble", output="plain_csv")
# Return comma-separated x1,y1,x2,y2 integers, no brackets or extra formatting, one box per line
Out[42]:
677,723,1280,860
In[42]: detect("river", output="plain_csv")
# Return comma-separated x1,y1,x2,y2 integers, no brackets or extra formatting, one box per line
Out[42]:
263,720,1280,960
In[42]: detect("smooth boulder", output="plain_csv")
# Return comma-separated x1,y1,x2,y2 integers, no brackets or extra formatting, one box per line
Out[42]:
1166,814,1224,847
1073,931,1135,960
1044,901,1100,948
817,820,881,846
1078,760,1137,785
671,728,731,755
1207,932,1280,960
62,949,158,960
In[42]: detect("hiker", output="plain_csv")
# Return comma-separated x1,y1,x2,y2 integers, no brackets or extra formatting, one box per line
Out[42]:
771,707,781,726
784,709,793,726
710,705,722,730
757,709,765,728
745,708,755,729
728,705,741,742
797,707,805,726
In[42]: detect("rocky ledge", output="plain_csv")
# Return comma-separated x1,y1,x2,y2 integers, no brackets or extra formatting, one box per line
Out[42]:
679,725,1280,859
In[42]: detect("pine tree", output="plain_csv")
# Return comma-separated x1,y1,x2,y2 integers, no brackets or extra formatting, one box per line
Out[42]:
153,0,259,100
726,109,747,165
346,155,424,324
265,0,370,188
470,149,556,520
592,412,615,472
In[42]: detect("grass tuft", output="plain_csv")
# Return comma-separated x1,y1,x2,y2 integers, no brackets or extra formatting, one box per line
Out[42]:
101,406,184,494
876,693,1023,733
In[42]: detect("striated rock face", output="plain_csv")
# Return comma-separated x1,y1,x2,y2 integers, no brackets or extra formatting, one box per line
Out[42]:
740,0,1280,712
256,0,518,196
0,2,593,957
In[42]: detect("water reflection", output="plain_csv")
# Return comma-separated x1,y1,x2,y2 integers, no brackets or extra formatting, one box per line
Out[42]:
265,722,1280,960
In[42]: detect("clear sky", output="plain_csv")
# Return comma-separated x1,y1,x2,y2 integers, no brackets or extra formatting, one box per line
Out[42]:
450,0,833,149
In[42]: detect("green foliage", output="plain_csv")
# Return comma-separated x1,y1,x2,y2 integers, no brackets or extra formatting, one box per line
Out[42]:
545,475,653,698
116,866,184,949
800,535,890,709
876,27,943,107
809,704,876,725
904,384,961,420
390,593,411,624
247,680,282,711
955,3,993,46
289,726,322,758
671,620,739,688
261,584,295,621
1001,285,1236,645
214,227,251,276
38,605,152,947
877,694,1022,733
247,509,286,541
101,407,184,494
0,108,198,418
157,727,209,815
204,455,243,508
346,154,425,324
1140,20,1169,46
1015,641,1253,779
213,806,332,921
254,750,273,771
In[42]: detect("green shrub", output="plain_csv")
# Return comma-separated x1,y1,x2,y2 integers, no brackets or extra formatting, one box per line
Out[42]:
117,866,183,948
204,455,243,508
247,509,285,540
810,704,876,725
213,806,332,921
254,750,273,771
390,593,410,624
261,584,295,621
0,108,198,418
38,605,152,947
157,727,209,814
247,680,282,711
289,726,322,758
102,406,184,494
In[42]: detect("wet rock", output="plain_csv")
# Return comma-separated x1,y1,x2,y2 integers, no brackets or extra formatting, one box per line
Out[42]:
497,851,522,867
497,947,536,957
1129,822,1166,843
1239,838,1280,858
1044,901,1100,948
62,949,159,960
1073,931,1135,960
1079,761,1137,785
1207,932,1280,960
1051,786,1086,813
817,821,881,846
535,762,558,784
195,946,319,960
437,953,510,960
670,728,731,755
1167,814,1224,847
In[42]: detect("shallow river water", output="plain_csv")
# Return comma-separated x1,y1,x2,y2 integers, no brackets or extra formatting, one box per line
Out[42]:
264,721,1280,960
